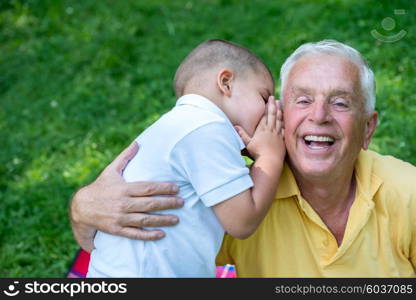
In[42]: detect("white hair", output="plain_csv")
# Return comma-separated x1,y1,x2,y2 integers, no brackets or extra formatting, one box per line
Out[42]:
279,40,376,112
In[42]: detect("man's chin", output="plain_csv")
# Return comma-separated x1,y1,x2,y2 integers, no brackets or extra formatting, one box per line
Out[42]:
290,159,337,179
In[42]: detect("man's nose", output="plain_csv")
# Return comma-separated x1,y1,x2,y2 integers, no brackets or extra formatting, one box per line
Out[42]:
308,101,332,124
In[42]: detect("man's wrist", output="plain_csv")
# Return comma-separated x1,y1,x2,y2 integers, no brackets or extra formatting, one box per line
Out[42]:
70,184,94,225
72,223,96,253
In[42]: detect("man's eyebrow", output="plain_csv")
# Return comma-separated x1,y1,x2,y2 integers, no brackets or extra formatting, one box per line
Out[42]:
329,89,353,97
291,86,313,95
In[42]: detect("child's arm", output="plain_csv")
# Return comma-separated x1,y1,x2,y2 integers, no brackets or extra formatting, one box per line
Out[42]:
213,97,285,239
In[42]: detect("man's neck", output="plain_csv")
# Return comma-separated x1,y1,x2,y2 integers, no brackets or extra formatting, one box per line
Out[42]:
297,171,355,213
291,163,357,245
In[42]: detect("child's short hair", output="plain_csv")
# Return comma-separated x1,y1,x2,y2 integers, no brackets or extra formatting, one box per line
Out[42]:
173,39,273,97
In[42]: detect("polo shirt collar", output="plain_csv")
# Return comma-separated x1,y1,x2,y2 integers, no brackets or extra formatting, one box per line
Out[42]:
354,150,383,204
275,162,300,199
333,150,383,260
176,94,245,150
275,150,384,260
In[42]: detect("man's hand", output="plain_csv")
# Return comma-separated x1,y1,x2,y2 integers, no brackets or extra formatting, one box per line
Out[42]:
69,141,184,252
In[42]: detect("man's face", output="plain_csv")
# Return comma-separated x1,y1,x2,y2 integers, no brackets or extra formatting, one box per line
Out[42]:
282,54,377,179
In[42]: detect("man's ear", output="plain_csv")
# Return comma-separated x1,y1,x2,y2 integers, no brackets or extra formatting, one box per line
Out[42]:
216,69,234,97
362,111,378,150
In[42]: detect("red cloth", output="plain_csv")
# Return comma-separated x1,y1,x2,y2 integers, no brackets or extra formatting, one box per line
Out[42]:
67,249,91,278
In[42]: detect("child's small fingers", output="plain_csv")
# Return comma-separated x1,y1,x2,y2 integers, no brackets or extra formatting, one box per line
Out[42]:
276,106,282,120
276,100,283,113
266,96,276,127
276,118,283,133
275,99,284,129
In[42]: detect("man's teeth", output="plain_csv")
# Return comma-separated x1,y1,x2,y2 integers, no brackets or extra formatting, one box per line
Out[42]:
304,135,335,142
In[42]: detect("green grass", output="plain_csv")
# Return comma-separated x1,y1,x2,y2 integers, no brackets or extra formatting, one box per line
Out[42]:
1,0,415,277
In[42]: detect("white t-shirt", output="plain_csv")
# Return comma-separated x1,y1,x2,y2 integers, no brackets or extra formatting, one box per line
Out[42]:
87,94,253,277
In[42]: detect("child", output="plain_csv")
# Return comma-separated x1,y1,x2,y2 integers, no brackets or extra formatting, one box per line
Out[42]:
87,39,285,277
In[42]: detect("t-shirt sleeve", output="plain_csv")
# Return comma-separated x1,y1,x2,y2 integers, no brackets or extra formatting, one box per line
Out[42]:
170,121,253,207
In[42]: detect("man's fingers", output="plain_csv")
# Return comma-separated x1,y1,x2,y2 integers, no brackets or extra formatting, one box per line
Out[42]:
119,213,179,228
123,196,184,213
117,227,167,241
234,125,252,146
126,181,179,197
108,141,139,174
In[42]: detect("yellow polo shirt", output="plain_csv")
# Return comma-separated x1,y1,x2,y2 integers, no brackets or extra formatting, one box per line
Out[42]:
216,150,416,277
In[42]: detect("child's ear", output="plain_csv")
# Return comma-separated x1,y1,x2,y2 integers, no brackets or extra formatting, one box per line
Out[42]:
217,69,234,97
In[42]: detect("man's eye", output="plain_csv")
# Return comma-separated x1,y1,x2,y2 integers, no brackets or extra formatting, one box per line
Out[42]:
296,97,310,104
335,102,347,107
332,98,349,109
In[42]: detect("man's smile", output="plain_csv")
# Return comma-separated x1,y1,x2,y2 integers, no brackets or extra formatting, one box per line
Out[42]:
300,134,337,152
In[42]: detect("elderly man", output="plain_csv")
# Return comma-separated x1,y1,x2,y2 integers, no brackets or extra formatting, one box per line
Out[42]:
70,40,416,277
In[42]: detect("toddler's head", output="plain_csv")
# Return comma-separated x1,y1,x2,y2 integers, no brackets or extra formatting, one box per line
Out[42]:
173,39,275,136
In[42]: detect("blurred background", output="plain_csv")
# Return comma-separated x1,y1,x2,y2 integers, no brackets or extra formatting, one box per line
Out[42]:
0,0,415,277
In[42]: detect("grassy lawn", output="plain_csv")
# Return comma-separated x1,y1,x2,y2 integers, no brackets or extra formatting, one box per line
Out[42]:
1,0,415,277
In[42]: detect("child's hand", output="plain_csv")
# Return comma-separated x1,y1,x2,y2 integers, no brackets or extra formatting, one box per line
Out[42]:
235,96,286,162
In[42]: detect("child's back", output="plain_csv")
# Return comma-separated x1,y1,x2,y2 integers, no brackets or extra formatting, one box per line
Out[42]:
88,94,251,277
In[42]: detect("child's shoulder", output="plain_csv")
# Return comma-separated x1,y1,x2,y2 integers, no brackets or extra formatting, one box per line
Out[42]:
161,104,229,134
138,103,234,149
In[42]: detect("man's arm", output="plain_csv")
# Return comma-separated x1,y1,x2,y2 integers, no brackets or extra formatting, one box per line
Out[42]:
69,141,184,252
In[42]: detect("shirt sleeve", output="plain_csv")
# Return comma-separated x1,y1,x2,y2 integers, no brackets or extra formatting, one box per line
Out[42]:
169,121,253,207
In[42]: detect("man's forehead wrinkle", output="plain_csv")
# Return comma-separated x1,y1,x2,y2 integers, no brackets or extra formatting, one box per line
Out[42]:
328,89,356,98
290,80,357,97
292,54,359,80
291,86,314,95
284,56,365,107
